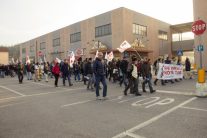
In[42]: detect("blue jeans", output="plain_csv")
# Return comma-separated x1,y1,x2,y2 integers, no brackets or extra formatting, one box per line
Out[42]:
63,74,72,85
95,75,107,97
74,71,80,81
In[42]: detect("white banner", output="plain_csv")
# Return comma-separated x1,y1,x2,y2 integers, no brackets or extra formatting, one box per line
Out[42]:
117,40,131,53
69,51,75,67
157,63,183,80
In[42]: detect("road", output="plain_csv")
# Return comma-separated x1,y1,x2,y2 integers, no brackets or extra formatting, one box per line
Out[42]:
0,76,207,138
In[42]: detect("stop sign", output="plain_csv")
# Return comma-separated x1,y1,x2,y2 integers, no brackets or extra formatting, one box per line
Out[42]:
192,20,206,35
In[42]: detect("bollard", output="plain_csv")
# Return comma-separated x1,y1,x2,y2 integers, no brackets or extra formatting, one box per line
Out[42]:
198,69,205,83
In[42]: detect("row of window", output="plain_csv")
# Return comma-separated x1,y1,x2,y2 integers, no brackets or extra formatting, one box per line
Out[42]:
23,24,168,53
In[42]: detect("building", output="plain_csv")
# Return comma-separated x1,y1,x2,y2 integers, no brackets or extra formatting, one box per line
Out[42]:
0,47,9,65
18,7,172,63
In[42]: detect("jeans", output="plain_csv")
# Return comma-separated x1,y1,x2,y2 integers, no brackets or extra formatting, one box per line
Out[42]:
87,74,94,89
120,73,128,87
63,74,72,85
74,71,80,81
26,71,32,80
142,77,153,92
95,75,107,97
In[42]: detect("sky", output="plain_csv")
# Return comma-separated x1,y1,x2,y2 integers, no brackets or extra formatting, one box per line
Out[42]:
0,0,193,46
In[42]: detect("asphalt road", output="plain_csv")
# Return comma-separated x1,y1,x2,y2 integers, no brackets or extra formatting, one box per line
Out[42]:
0,76,207,138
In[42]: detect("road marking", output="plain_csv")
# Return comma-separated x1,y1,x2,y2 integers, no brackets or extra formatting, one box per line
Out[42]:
145,98,175,108
132,97,160,107
61,100,92,108
124,132,146,138
109,95,124,101
0,96,22,101
0,102,24,109
156,89,193,96
0,85,25,96
180,106,207,112
118,96,145,103
112,97,197,138
26,87,85,97
0,87,85,101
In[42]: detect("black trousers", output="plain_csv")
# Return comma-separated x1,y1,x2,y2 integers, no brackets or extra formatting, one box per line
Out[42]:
54,74,59,86
124,77,139,95
18,72,23,83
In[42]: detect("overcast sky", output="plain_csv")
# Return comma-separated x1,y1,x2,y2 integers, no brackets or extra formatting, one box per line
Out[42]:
0,0,193,46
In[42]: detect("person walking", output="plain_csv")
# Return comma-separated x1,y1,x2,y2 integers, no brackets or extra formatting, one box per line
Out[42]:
52,62,60,87
141,58,156,93
93,52,107,100
25,62,32,80
119,56,128,88
123,57,141,96
44,62,49,82
185,57,193,79
61,59,73,86
17,62,24,84
85,58,94,91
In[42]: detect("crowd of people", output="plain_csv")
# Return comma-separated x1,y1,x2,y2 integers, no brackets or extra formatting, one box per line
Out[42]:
0,53,194,100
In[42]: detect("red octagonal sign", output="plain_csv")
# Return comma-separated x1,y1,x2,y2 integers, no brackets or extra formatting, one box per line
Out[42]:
192,20,206,35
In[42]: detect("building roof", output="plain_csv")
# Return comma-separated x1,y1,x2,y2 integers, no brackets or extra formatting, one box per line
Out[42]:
0,47,9,52
170,22,193,33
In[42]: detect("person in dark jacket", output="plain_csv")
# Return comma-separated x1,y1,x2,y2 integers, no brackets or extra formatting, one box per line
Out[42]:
93,52,107,100
73,61,81,81
85,58,94,90
119,57,128,87
185,57,192,79
25,62,32,80
17,62,24,84
52,62,60,87
141,58,156,93
61,59,73,86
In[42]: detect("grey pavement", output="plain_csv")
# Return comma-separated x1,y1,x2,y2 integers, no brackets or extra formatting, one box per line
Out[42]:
0,76,207,138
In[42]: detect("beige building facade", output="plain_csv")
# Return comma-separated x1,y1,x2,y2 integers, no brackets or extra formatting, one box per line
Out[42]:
19,7,172,63
0,48,9,65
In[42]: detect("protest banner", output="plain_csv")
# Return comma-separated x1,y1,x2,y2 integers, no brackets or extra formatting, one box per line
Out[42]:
157,63,183,80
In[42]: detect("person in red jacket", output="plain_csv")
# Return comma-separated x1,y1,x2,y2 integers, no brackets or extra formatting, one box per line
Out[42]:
52,62,60,87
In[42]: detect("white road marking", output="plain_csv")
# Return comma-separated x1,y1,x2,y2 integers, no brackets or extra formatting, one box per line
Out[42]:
0,102,24,109
156,89,193,96
0,87,85,101
0,85,25,96
26,87,85,97
0,96,21,101
145,98,175,108
109,95,124,101
131,97,160,107
112,97,197,138
124,132,146,138
118,96,145,103
180,106,207,112
61,100,92,108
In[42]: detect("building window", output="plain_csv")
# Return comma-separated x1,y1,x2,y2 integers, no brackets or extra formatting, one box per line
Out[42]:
53,38,60,47
70,32,81,43
40,42,46,50
95,24,111,37
133,23,147,36
22,48,26,54
30,45,35,52
158,30,168,40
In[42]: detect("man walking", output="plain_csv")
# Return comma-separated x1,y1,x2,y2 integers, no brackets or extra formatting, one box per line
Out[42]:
85,58,94,91
61,59,73,86
93,52,107,100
